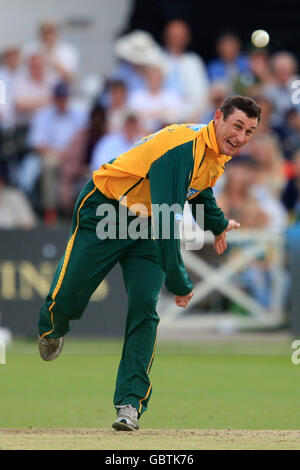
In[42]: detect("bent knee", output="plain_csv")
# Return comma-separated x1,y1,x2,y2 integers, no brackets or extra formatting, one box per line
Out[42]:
128,290,159,314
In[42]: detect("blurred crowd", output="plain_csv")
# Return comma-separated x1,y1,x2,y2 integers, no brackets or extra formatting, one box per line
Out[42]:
1,17,300,238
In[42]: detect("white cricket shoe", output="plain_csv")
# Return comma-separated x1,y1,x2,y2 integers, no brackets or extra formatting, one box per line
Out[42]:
38,335,64,361
112,404,139,431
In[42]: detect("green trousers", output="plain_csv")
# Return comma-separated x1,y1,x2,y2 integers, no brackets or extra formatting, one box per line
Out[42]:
38,179,165,416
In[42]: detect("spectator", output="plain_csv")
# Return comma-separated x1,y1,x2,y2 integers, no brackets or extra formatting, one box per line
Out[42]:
90,113,141,172
14,53,54,126
208,32,252,93
112,30,163,94
0,44,24,185
218,156,286,233
162,19,210,119
245,95,299,183
60,103,107,214
250,95,274,136
23,20,80,84
200,81,231,123
17,82,86,224
263,51,299,128
217,157,270,228
128,64,184,133
251,133,286,198
247,48,274,95
105,79,129,133
0,164,36,229
217,156,287,309
0,44,21,129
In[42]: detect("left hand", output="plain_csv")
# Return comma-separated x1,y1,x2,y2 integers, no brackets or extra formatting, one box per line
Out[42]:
214,219,240,255
174,290,194,308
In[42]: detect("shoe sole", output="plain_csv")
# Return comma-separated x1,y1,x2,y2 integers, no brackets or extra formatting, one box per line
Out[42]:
49,337,64,361
112,420,138,431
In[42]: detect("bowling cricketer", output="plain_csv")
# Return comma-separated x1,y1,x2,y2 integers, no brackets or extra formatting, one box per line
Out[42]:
38,95,261,430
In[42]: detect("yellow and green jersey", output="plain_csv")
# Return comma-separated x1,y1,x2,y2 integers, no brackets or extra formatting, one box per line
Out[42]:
92,120,231,296
93,120,231,218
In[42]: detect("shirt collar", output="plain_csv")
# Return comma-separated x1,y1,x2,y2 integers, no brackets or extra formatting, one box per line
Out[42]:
203,120,231,163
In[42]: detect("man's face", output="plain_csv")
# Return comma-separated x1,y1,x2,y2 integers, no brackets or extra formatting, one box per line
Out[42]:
40,23,57,45
4,49,20,69
214,108,258,155
273,56,296,86
164,20,191,52
217,35,240,62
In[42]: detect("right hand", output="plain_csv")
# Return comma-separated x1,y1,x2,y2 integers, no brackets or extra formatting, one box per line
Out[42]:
214,219,240,255
174,291,194,308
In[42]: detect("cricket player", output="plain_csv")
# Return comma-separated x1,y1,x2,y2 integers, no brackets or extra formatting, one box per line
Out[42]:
38,95,260,430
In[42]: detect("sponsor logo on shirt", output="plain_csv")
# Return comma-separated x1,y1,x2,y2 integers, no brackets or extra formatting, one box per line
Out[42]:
186,124,206,132
186,187,200,199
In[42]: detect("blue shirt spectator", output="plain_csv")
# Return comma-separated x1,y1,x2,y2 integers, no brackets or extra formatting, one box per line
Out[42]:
208,33,252,93
28,103,86,150
208,54,250,83
17,82,87,211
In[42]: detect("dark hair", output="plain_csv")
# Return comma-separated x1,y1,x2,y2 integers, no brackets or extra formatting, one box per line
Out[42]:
216,30,240,43
220,95,261,123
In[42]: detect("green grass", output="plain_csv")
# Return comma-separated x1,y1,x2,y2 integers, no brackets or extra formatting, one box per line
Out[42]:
1,338,300,430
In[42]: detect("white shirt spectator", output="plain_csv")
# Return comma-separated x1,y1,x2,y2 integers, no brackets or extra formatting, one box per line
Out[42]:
161,19,210,119
163,51,210,119
0,45,22,128
128,87,184,133
14,69,54,125
23,41,80,82
0,65,19,128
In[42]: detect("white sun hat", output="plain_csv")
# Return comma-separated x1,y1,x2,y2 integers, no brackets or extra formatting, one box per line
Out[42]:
114,30,164,67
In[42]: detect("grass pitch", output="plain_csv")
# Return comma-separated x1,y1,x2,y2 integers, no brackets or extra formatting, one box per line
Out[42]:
0,336,300,449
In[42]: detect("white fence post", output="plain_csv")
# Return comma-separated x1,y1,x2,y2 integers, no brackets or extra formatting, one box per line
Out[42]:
0,340,6,364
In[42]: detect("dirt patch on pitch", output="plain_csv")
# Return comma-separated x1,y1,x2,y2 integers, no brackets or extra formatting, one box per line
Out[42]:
0,429,300,450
